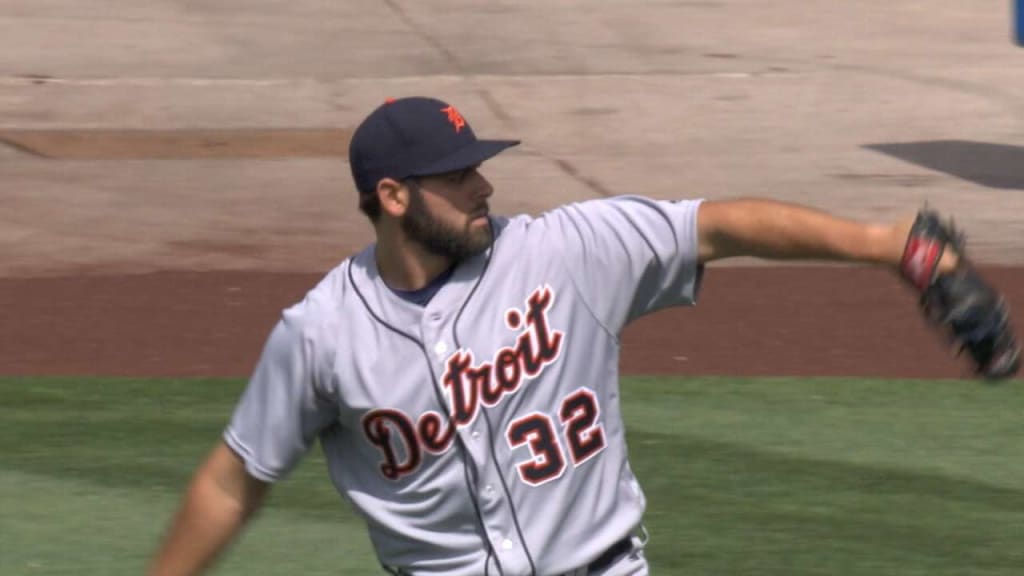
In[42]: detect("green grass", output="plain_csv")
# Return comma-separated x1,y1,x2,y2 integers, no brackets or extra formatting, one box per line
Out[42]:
1,376,1022,575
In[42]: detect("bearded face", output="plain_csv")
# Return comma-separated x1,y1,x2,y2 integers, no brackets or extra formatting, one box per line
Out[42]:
400,182,493,261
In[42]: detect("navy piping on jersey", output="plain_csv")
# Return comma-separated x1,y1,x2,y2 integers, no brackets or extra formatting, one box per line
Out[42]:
347,252,503,576
451,222,537,575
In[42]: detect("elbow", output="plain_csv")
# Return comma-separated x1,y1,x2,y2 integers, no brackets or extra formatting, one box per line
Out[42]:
197,441,270,517
697,201,746,262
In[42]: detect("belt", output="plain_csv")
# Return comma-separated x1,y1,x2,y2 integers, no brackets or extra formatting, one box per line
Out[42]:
569,536,634,575
387,536,636,576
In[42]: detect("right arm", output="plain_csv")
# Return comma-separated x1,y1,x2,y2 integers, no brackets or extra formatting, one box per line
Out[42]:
148,296,340,574
147,441,270,576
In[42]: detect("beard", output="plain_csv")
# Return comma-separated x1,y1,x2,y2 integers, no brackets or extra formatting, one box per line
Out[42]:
401,187,492,261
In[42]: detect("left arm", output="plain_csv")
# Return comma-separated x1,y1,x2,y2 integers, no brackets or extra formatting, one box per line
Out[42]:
697,198,957,272
698,198,1019,379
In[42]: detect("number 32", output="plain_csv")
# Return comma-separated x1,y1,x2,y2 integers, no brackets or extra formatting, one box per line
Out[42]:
505,387,606,486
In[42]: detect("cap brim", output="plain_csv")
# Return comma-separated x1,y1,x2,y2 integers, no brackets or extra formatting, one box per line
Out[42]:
409,139,520,177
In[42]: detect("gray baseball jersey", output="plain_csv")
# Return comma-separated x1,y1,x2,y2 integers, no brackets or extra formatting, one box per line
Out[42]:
225,195,704,575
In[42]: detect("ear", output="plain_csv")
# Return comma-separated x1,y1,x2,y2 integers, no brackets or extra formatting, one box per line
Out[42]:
376,178,409,218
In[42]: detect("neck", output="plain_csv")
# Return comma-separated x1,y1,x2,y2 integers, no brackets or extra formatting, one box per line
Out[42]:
375,227,455,291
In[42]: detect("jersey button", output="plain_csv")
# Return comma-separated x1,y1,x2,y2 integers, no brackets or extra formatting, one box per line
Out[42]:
501,538,514,551
471,431,480,440
434,341,448,356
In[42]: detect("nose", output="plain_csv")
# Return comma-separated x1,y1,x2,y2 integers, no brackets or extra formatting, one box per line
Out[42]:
474,170,494,200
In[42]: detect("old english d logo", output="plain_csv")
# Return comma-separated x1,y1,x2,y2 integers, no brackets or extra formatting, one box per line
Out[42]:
441,105,466,133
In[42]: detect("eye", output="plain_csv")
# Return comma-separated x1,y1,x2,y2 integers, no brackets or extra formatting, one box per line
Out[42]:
453,165,480,183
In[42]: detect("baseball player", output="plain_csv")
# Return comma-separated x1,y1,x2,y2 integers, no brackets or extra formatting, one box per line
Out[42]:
148,97,1019,576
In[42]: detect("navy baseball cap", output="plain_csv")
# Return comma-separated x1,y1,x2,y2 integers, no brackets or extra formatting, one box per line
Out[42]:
349,96,520,195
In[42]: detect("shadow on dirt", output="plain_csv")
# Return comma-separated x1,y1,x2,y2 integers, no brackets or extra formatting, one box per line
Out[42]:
865,140,1024,190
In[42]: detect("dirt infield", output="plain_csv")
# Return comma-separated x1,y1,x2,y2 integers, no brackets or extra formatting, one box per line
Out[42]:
3,124,1022,382
2,126,1023,382
3,266,1021,380
2,2,1022,381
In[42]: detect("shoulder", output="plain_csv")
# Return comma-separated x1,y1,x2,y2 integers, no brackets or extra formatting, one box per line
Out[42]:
545,196,704,236
279,253,363,343
551,195,702,218
494,196,699,240
491,196,667,234
488,197,671,248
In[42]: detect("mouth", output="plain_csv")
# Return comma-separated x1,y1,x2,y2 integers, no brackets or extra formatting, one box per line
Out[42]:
471,207,490,222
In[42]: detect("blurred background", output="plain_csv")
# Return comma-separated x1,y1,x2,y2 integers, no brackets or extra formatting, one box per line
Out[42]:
2,0,1023,278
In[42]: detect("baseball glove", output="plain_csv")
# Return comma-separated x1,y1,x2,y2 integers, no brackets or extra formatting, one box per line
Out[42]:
900,210,1020,380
